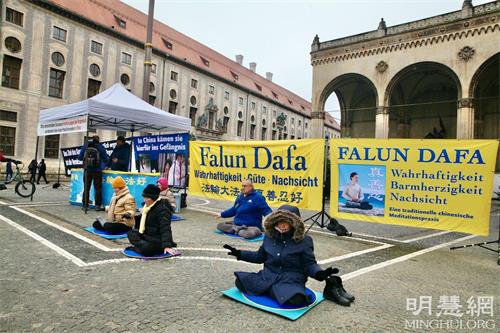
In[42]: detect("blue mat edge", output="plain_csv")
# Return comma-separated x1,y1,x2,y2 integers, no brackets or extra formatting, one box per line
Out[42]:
121,248,180,259
214,230,265,242
84,227,128,239
222,287,324,321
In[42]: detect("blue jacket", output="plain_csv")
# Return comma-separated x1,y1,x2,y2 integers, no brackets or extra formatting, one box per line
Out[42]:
109,142,131,171
220,190,272,229
78,142,109,172
235,232,322,305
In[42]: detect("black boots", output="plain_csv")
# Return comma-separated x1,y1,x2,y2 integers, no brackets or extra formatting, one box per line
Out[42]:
323,275,355,306
326,218,352,237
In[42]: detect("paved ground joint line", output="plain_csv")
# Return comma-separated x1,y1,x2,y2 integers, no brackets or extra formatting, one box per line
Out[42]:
11,206,120,252
0,214,87,267
341,234,477,281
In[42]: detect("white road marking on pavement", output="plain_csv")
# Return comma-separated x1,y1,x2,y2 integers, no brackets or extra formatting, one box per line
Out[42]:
85,258,136,266
8,202,67,208
11,206,121,252
401,231,450,243
341,234,477,281
187,206,221,215
350,232,405,243
5,201,68,207
191,198,211,207
176,256,255,264
177,247,229,252
0,214,87,267
318,243,394,265
308,228,389,246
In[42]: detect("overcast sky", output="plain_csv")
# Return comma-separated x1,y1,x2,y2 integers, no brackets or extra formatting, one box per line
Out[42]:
123,0,490,121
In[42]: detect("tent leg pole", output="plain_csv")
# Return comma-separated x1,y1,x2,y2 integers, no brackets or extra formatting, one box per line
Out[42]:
84,121,89,214
30,136,40,202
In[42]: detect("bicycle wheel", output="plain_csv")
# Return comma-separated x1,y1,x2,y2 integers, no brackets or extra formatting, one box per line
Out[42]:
15,180,36,198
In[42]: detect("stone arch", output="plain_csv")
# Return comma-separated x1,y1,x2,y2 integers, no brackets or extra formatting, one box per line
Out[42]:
469,52,499,170
384,62,461,138
319,73,378,138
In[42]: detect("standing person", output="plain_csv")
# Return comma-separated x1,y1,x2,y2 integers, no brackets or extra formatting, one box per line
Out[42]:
28,159,37,183
216,179,272,239
108,136,130,172
78,135,109,211
5,161,13,181
92,176,136,234
37,159,49,184
127,184,177,256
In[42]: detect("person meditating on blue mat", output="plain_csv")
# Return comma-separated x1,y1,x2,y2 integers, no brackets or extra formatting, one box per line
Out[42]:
92,176,136,234
224,205,355,306
216,179,272,239
127,184,177,256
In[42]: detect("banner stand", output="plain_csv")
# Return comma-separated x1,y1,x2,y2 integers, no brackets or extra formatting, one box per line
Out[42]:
51,150,69,191
450,213,500,265
304,136,332,233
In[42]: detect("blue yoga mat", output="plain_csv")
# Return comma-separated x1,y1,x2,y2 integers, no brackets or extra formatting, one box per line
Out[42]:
222,287,324,320
84,227,128,240
214,229,265,242
171,214,185,221
121,247,181,260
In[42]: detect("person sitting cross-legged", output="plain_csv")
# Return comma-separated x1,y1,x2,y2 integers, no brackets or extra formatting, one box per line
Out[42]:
216,179,272,239
223,205,339,306
92,176,136,234
127,184,177,256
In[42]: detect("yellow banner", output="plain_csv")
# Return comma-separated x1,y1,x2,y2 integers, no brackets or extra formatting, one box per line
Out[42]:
330,139,499,236
189,139,324,210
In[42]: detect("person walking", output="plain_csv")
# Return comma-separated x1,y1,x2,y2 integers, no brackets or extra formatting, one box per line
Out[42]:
78,135,109,211
28,159,37,183
37,159,49,184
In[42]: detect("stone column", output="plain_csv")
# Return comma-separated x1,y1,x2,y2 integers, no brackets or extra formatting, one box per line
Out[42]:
375,106,389,138
457,98,474,139
311,111,325,138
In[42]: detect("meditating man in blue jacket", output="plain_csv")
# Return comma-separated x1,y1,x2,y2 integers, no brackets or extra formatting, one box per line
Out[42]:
216,179,272,239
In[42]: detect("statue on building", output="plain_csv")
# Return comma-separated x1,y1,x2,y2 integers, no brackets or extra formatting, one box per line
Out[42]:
424,116,446,139
197,113,208,128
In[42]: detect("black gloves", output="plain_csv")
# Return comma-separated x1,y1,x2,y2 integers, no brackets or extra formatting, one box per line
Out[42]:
223,244,241,260
315,267,339,281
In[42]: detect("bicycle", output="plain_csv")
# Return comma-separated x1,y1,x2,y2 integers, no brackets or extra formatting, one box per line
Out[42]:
0,161,36,198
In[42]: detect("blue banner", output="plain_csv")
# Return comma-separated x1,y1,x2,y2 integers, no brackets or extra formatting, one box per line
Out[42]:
133,133,189,188
69,169,159,207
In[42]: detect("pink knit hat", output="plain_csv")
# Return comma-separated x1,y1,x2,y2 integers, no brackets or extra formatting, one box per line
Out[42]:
157,177,168,191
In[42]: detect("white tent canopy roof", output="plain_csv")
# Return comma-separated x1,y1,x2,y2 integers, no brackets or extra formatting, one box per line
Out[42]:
39,83,191,133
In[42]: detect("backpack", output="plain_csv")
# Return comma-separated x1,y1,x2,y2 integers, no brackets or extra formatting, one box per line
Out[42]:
83,147,100,169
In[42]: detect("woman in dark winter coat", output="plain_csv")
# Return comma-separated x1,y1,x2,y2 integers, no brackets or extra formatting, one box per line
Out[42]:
224,206,338,306
127,184,177,256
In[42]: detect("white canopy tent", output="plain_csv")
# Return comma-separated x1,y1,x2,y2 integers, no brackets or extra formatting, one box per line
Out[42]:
38,83,191,133
34,83,191,205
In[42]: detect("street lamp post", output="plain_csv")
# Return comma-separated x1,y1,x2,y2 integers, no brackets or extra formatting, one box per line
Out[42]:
142,0,155,102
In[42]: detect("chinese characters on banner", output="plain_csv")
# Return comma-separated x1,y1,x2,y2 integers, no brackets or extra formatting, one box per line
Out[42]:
330,139,499,236
189,139,325,210
69,169,159,207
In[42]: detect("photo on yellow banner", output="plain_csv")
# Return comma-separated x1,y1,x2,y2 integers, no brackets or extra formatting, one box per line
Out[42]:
189,139,325,210
330,139,499,236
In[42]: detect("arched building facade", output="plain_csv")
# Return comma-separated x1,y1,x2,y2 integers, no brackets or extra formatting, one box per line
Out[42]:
311,0,499,169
